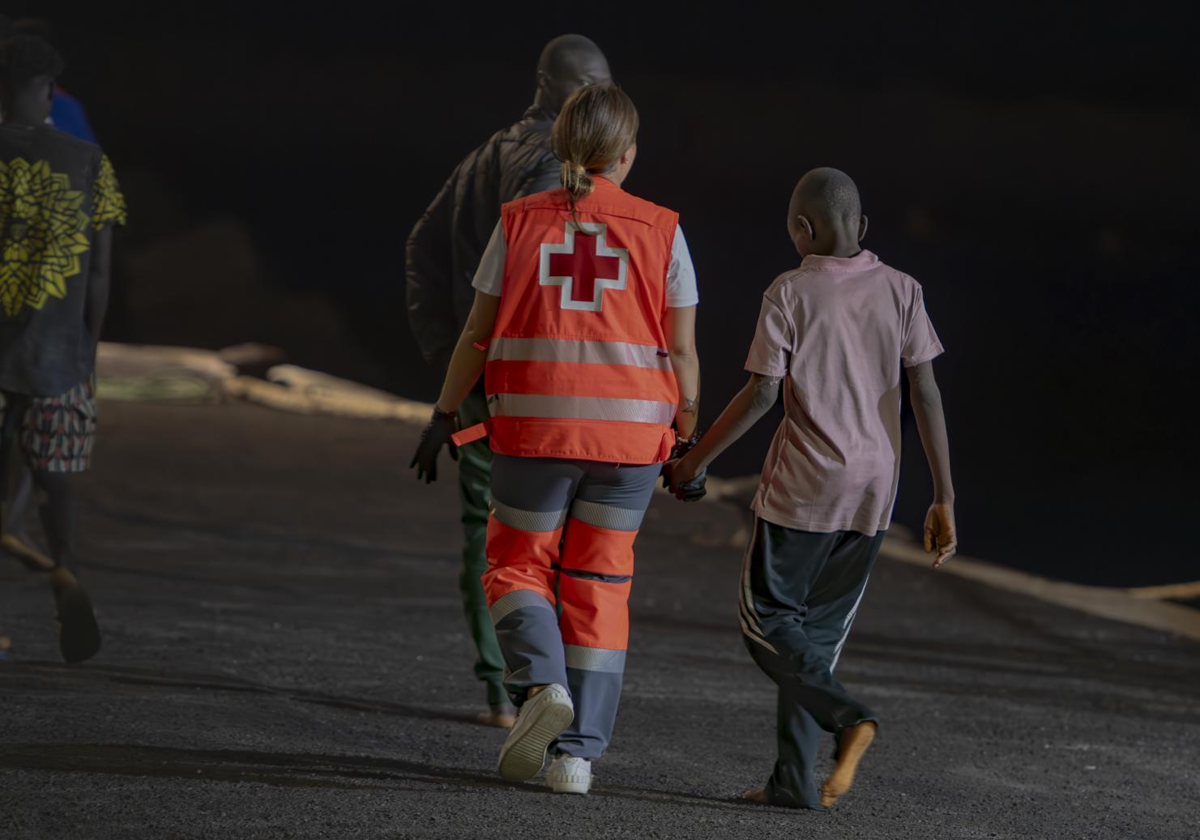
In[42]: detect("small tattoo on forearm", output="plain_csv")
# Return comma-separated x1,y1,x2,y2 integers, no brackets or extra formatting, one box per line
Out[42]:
682,398,697,415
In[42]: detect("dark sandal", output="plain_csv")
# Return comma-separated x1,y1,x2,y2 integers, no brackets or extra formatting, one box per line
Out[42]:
56,584,101,663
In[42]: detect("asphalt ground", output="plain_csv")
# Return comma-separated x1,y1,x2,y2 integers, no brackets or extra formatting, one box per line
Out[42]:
1,401,1197,839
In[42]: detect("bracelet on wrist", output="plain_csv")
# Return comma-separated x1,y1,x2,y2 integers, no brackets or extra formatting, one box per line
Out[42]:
670,428,702,459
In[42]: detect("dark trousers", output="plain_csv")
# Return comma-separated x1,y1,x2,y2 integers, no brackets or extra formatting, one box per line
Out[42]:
739,516,885,808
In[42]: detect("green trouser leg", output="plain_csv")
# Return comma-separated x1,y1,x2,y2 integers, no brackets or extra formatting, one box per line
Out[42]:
457,391,508,708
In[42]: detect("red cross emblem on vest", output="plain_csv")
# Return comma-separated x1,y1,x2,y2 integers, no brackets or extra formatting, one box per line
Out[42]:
539,222,629,312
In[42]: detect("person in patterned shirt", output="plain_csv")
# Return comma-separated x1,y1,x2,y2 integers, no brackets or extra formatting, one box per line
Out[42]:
0,17,100,578
0,35,126,663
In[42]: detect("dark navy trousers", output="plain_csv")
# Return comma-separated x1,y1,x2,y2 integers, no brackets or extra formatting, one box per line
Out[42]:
739,516,885,809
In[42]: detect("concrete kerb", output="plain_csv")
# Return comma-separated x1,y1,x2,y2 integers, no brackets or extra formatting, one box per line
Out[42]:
95,342,237,402
222,373,434,422
879,537,1200,642
96,343,435,421
94,342,1200,641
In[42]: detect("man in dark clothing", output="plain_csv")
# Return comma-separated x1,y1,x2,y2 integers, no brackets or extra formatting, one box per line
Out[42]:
406,34,611,727
0,35,126,663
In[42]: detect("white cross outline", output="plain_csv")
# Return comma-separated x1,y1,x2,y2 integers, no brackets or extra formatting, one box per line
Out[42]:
538,221,629,312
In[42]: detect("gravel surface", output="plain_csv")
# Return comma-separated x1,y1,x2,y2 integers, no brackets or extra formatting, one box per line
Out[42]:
2,401,1197,839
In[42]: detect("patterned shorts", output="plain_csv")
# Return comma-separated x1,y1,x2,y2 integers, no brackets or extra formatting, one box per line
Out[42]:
0,380,97,473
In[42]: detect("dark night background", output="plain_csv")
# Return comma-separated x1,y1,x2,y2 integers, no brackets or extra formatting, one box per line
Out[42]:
11,3,1197,587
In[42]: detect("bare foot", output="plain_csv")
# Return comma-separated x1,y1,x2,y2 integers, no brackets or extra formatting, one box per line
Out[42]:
743,788,769,804
476,708,517,729
821,721,877,808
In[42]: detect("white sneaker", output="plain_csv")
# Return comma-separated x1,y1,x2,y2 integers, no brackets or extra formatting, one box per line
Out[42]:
497,684,574,783
546,754,592,794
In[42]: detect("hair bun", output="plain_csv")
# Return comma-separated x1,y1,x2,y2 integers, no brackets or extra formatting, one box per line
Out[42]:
560,159,594,201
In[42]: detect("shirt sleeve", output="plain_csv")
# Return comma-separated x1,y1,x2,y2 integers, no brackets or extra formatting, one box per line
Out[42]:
744,295,792,376
91,154,127,230
471,221,506,296
901,286,945,367
666,224,699,308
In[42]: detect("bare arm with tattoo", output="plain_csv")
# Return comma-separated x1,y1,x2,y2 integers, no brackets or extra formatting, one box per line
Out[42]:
907,360,957,567
665,306,700,438
669,373,782,485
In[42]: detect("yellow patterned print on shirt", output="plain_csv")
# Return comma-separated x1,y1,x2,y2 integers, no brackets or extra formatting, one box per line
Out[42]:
0,157,91,317
92,154,127,230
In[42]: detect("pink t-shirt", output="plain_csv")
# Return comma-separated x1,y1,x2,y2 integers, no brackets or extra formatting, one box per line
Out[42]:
745,250,943,535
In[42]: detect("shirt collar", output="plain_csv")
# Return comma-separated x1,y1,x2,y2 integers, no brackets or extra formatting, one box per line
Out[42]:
800,250,879,273
523,104,555,124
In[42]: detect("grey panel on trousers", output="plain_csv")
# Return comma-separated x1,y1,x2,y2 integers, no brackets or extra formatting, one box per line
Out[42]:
573,460,661,510
495,601,568,698
490,455,584,512
554,667,624,760
489,589,555,623
564,644,627,673
570,499,645,532
492,499,568,533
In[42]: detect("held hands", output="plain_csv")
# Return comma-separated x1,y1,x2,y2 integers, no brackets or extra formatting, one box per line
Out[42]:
661,435,707,502
661,457,707,502
924,502,957,568
410,407,458,483
662,430,707,502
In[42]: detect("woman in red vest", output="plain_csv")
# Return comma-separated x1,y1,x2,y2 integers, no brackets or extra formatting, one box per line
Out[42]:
411,84,702,795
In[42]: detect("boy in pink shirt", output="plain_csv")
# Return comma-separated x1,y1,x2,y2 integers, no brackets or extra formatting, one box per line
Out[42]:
667,168,957,810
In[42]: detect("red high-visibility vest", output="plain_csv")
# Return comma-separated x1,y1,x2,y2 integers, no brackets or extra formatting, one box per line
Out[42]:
477,176,680,464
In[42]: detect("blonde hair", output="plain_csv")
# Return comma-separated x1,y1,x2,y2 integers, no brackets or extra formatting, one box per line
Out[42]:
552,83,639,219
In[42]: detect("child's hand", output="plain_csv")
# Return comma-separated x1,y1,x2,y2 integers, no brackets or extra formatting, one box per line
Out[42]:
662,455,694,489
924,502,957,568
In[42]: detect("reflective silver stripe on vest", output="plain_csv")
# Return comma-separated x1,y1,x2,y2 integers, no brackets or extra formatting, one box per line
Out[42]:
570,500,646,532
490,589,555,623
490,394,675,425
489,337,673,372
564,644,627,673
492,500,569,533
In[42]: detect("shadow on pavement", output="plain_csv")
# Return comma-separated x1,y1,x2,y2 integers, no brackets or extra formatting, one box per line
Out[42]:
0,742,764,813
0,662,479,726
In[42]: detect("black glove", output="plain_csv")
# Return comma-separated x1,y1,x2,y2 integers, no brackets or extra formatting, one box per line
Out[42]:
410,407,458,483
673,467,707,502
